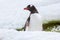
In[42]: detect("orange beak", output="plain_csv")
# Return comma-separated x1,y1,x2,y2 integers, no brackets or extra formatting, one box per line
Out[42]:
24,8,29,10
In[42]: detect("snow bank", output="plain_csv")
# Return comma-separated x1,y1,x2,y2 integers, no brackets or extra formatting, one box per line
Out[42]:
0,29,60,40
0,0,30,29
40,3,60,21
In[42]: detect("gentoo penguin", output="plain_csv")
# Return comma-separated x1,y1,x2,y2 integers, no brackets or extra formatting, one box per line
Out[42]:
24,5,43,31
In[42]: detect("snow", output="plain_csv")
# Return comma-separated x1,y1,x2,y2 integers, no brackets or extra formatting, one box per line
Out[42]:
0,29,60,40
40,3,60,21
0,0,30,29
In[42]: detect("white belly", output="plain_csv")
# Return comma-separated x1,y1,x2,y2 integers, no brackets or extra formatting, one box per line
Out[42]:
28,13,43,31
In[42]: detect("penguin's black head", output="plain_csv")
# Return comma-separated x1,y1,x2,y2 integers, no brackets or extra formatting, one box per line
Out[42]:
24,5,38,14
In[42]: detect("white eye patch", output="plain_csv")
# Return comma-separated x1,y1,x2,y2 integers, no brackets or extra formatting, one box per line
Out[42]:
30,5,33,7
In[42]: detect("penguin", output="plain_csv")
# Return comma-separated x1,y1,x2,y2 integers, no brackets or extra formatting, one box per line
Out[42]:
24,5,42,31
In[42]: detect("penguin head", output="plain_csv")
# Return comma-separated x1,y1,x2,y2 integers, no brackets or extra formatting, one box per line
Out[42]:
24,5,38,14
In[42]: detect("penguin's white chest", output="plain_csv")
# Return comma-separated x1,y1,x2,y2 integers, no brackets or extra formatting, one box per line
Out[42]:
28,13,43,31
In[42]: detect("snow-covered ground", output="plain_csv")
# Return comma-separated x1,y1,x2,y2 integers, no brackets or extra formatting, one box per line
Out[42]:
0,29,60,40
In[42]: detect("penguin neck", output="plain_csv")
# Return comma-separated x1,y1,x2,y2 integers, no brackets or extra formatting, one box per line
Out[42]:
30,10,38,14
28,12,38,24
31,12,38,14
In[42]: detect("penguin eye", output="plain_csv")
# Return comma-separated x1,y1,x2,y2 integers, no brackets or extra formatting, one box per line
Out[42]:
27,5,33,8
27,5,30,8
